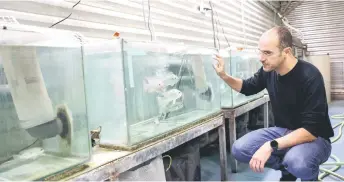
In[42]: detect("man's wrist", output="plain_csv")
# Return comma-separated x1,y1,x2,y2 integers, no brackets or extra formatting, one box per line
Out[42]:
219,72,229,80
265,141,274,153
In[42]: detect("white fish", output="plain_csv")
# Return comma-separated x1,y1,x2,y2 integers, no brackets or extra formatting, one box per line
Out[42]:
143,77,165,93
157,89,184,114
162,72,179,87
143,72,179,93
155,89,184,124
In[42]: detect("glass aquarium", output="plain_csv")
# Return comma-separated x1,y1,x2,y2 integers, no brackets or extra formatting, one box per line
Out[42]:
83,39,222,148
0,23,91,181
220,48,264,108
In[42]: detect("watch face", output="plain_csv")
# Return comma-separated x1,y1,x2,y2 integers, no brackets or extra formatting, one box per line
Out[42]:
271,140,278,148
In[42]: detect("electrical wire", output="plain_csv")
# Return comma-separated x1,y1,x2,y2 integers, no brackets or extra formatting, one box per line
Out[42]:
147,0,153,41
214,20,220,49
208,1,217,49
212,4,220,50
50,0,81,28
318,114,344,181
214,11,230,49
141,0,153,40
209,2,231,49
19,139,39,152
141,0,147,29
209,1,221,50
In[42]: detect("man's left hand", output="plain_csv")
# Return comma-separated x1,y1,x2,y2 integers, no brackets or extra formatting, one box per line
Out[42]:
249,142,273,173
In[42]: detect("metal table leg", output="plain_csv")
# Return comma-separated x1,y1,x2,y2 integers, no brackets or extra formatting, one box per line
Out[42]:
263,102,269,128
218,118,228,181
228,111,238,173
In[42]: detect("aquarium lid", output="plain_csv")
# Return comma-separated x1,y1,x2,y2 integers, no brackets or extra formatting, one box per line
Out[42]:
124,40,219,56
124,41,186,54
83,39,122,55
0,23,84,47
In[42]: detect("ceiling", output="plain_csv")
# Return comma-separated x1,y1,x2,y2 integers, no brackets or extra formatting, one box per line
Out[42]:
267,0,303,16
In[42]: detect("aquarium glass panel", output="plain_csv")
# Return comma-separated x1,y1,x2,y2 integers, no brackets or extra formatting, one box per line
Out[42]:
84,40,222,148
123,42,222,145
0,24,91,181
220,49,264,108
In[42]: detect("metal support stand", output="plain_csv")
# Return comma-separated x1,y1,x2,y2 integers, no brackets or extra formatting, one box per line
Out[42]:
223,95,270,173
228,110,237,173
218,117,228,181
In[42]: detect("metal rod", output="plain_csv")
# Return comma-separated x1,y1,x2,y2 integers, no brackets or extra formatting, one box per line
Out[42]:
228,112,238,173
218,118,228,181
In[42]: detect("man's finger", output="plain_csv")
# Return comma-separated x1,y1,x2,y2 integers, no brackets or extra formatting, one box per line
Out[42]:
213,56,220,61
215,56,223,62
213,58,220,66
251,159,258,173
259,160,265,173
212,63,218,71
254,160,261,173
249,159,254,171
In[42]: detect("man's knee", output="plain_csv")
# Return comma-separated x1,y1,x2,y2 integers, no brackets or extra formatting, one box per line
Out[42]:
231,137,254,163
282,155,319,180
231,128,279,163
231,127,289,166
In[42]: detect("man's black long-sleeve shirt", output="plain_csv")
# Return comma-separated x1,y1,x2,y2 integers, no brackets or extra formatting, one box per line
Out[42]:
240,60,334,140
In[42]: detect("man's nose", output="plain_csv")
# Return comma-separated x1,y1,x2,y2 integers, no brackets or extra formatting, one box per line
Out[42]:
259,54,266,62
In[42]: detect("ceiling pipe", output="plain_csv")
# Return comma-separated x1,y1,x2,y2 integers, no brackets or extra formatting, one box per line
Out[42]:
261,0,281,17
281,0,292,16
260,1,305,49
284,1,303,16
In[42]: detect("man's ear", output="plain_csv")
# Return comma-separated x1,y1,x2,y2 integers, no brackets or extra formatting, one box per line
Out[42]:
283,47,292,55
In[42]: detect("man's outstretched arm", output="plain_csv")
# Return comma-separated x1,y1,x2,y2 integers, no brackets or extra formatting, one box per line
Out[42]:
218,73,243,92
213,55,266,95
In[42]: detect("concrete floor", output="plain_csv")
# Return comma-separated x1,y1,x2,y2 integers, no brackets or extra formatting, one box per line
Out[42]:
200,100,344,181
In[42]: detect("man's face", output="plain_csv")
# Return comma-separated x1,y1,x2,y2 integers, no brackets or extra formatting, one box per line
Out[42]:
258,32,287,72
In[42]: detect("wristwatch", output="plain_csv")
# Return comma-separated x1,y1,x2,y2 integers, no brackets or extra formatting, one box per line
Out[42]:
270,140,279,151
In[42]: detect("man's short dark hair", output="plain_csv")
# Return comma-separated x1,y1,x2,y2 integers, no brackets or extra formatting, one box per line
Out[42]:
274,26,293,50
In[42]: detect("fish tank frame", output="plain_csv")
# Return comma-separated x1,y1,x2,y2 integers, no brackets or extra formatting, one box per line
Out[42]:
83,39,223,150
0,23,91,181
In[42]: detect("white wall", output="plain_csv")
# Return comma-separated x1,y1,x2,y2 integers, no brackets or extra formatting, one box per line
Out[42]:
0,0,279,48
287,1,344,91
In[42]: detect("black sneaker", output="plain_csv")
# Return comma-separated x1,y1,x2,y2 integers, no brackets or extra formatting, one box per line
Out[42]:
280,171,297,181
